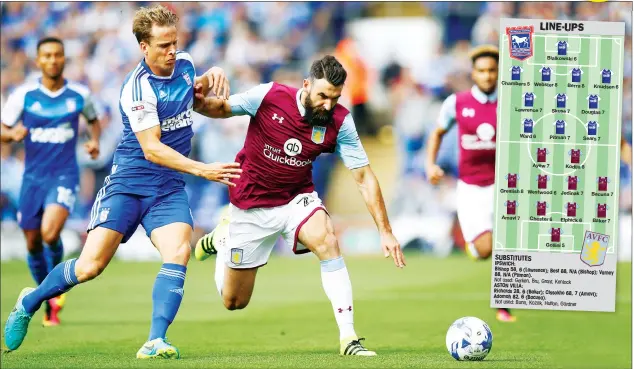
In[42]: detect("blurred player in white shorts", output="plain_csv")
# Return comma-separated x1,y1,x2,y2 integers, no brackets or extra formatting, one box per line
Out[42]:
425,45,516,323
455,181,495,248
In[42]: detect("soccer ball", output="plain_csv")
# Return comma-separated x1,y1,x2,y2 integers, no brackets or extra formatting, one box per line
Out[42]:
445,316,493,361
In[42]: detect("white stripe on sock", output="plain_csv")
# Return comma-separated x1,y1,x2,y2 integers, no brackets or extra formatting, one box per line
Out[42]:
158,270,185,280
159,268,186,278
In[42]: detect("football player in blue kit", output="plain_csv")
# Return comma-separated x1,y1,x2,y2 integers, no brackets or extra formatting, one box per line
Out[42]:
1,37,101,327
5,5,241,359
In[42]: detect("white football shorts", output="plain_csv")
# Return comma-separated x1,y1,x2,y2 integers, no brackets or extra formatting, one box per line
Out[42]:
222,191,326,269
456,180,494,243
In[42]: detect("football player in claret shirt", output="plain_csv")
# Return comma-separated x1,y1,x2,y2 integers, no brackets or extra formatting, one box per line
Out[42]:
192,55,404,356
425,45,516,322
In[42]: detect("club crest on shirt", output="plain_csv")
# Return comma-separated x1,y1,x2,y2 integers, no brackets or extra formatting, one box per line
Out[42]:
99,207,110,222
311,126,326,144
66,98,77,113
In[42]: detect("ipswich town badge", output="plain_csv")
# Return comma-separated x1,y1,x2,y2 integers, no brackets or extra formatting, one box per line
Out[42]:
506,26,534,61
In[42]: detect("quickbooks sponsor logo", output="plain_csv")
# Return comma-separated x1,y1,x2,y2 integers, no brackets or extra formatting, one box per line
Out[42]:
263,143,311,167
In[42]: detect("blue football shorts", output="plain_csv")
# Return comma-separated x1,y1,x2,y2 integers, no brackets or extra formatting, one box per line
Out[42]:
18,174,79,230
87,174,193,243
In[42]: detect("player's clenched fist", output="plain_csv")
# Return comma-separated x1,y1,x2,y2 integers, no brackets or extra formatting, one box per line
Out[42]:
11,124,28,142
426,164,445,185
197,162,242,187
381,232,406,268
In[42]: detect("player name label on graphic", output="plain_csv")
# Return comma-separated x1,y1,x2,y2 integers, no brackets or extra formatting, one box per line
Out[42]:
493,18,624,312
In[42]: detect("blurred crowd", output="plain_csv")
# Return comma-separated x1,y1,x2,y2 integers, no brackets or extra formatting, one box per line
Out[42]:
1,2,631,252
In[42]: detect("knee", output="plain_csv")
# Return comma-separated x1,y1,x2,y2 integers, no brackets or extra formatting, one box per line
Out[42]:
163,242,191,265
223,295,250,311
40,226,60,246
75,259,107,282
313,232,340,260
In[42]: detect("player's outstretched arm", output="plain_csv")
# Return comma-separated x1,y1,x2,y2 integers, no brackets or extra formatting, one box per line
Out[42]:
194,82,274,119
135,125,241,186
0,123,27,143
426,93,455,185
193,95,233,119
194,66,230,100
425,126,448,184
350,165,406,268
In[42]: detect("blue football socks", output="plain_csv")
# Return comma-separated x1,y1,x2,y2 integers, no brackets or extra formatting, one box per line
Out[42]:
44,238,64,273
22,258,79,315
148,263,187,341
26,250,48,285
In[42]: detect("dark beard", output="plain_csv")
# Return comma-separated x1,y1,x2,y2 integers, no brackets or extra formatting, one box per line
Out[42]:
304,92,334,127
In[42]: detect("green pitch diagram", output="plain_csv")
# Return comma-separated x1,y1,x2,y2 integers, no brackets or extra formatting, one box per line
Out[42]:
491,18,625,313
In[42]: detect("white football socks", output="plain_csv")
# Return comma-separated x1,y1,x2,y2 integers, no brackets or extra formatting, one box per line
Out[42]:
320,256,356,340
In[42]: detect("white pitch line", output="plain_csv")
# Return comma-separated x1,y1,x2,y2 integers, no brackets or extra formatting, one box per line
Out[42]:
547,212,566,216
520,219,592,250
527,37,599,68
501,140,616,147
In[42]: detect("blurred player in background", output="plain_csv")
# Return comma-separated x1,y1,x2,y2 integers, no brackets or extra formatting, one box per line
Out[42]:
193,55,405,356
5,5,241,358
425,45,516,323
0,37,101,327
621,138,631,166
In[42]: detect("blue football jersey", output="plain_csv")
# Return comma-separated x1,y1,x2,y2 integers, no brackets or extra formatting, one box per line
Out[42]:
1,79,98,179
524,92,535,107
558,41,568,55
587,94,600,109
571,68,582,83
556,94,567,108
601,69,612,84
115,51,196,188
523,119,534,133
541,67,552,81
587,121,598,135
511,66,522,80
555,120,566,134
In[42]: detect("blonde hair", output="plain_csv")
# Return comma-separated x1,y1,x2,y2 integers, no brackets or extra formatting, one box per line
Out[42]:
132,4,179,44
469,44,499,64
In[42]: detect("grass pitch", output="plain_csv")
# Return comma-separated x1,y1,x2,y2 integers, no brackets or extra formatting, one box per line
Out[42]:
1,254,631,368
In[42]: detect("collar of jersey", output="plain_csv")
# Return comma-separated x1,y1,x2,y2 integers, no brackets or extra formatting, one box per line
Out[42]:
471,85,497,104
140,58,175,80
38,78,68,98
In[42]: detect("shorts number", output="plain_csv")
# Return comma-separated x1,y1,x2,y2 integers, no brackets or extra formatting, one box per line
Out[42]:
56,187,76,209
297,196,315,207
